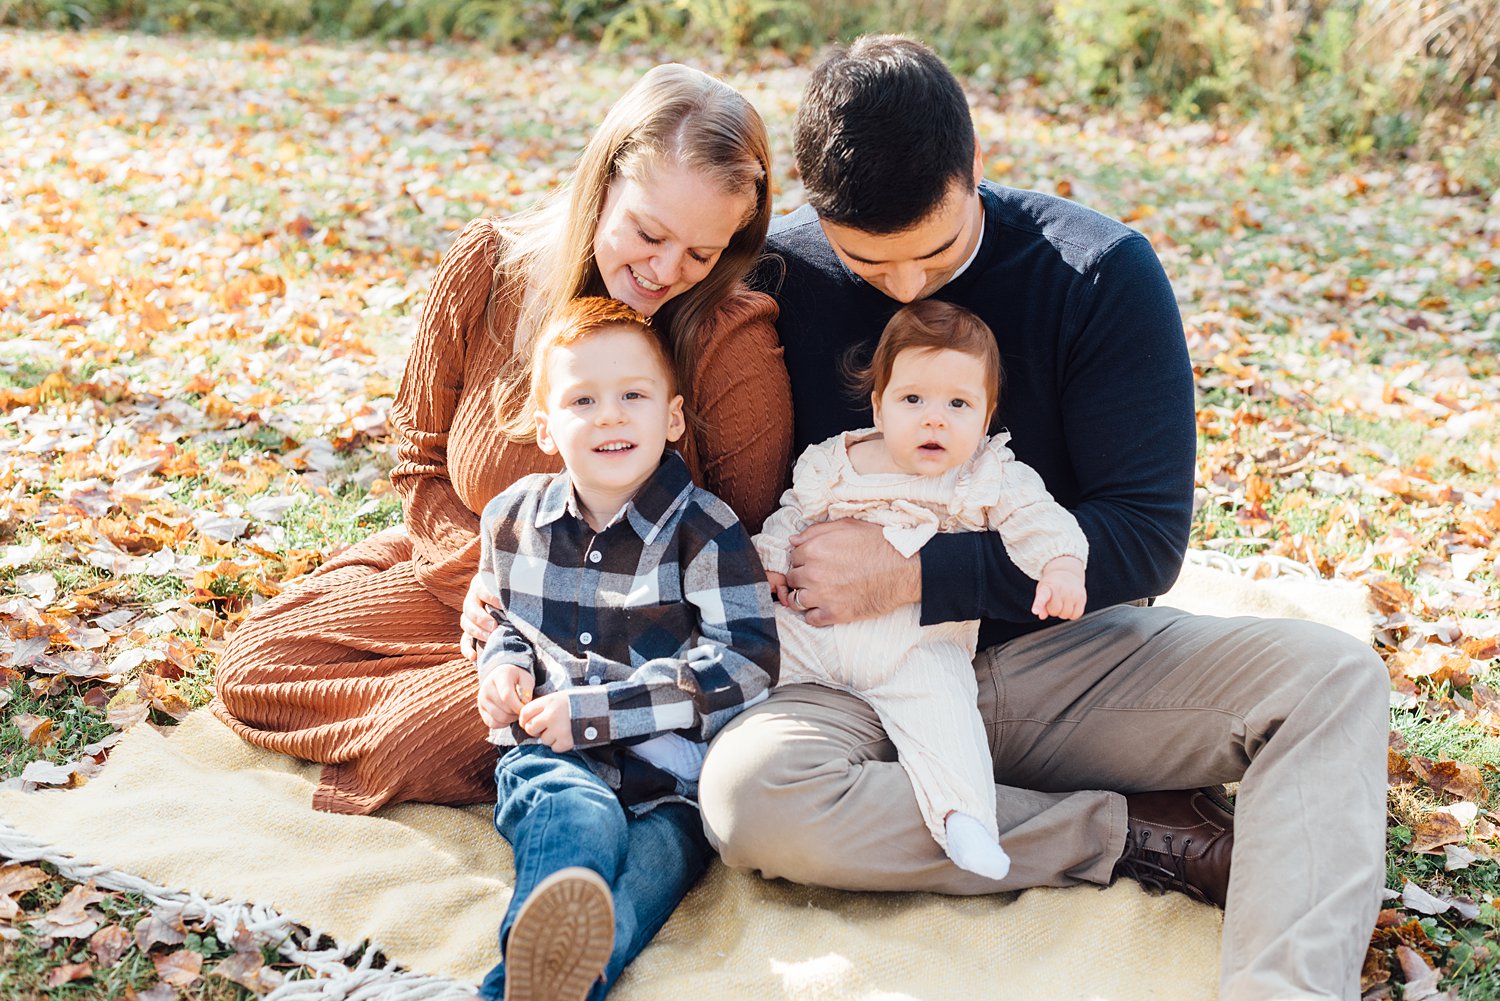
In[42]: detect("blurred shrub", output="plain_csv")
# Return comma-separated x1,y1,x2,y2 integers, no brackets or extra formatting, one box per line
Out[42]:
1051,0,1257,113
4,0,1496,186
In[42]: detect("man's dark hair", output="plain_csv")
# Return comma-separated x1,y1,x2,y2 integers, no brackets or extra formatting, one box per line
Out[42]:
794,35,976,235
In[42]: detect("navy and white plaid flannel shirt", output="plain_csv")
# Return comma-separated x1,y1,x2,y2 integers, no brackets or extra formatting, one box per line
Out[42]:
476,450,778,808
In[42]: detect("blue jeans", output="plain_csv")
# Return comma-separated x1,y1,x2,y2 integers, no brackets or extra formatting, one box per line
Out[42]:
477,745,711,1001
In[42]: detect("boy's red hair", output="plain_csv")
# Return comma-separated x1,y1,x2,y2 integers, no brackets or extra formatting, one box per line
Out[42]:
499,296,676,442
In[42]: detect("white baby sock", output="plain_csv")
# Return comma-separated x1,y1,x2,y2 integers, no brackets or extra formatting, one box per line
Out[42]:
945,812,1011,880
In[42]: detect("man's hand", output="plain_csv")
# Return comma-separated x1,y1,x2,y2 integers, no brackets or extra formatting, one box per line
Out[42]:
786,519,920,626
1031,556,1086,620
460,573,502,662
476,662,534,729
519,692,574,752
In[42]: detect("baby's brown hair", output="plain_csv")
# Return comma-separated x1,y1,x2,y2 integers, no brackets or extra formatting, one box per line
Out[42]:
847,300,1002,423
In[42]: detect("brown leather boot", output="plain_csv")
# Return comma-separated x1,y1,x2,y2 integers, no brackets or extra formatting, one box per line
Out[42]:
1113,787,1234,908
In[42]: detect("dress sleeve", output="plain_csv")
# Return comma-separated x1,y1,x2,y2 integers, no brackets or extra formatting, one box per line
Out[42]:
688,288,793,534
388,219,499,610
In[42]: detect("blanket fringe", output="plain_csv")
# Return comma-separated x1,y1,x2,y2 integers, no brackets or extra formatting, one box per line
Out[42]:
0,819,477,999
1182,547,1321,579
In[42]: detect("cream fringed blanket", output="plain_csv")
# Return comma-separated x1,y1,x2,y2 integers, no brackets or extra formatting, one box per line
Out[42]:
0,553,1371,1000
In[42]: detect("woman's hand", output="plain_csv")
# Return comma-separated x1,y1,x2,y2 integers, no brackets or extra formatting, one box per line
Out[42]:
460,573,502,662
519,693,574,752
476,663,534,729
786,519,921,626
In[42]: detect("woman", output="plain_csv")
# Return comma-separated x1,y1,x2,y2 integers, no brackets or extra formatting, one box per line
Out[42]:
211,63,791,816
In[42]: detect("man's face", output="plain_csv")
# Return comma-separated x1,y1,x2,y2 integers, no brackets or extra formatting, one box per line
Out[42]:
817,164,983,304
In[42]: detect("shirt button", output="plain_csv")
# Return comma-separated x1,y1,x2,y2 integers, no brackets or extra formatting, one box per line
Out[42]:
584,726,598,740
579,632,592,645
588,676,601,686
588,550,602,564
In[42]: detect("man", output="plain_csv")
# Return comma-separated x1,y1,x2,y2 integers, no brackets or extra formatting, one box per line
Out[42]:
698,35,1387,1001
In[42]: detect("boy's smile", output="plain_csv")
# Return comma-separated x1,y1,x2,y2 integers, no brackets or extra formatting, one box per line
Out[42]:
533,325,686,530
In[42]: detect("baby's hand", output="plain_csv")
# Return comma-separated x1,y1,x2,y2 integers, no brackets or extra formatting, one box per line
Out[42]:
476,663,534,729
765,570,791,608
519,692,575,752
1032,556,1086,620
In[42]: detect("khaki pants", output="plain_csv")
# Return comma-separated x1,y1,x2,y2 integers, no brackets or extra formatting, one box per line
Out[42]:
698,605,1388,1001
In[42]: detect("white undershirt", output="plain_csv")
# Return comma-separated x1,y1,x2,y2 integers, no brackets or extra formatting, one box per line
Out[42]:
944,203,984,286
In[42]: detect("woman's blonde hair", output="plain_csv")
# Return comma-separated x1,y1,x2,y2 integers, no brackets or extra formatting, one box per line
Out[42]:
491,63,772,442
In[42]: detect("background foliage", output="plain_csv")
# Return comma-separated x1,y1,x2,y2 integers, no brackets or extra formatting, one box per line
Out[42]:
4,0,1500,186
1,10,1498,1000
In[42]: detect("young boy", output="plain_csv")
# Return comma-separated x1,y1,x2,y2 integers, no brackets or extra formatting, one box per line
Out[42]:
473,296,777,1001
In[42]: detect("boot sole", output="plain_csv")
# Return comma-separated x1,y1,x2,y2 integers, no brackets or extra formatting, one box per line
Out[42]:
504,867,614,1001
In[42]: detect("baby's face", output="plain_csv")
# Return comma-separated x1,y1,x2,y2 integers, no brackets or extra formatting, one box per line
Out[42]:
871,347,990,476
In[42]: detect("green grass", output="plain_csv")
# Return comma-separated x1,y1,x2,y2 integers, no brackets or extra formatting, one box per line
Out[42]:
0,685,115,782
0,864,265,1000
0,358,58,392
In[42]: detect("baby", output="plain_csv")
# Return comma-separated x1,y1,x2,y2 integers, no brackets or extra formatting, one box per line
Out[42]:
756,299,1087,880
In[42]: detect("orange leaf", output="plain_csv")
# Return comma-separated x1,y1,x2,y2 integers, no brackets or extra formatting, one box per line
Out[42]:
211,925,286,993
46,962,93,988
136,673,192,721
1359,945,1391,991
1410,756,1489,803
1367,577,1414,616
90,924,132,967
1463,635,1500,661
0,863,49,921
134,905,188,952
153,948,203,988
1389,748,1419,787
1409,812,1466,853
12,713,57,748
30,880,107,937
1473,682,1500,713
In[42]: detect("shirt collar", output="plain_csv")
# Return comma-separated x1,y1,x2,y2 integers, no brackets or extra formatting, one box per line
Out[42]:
943,206,984,286
534,450,694,543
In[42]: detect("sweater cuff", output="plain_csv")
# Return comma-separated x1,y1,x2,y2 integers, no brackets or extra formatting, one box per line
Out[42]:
919,532,985,626
753,536,792,576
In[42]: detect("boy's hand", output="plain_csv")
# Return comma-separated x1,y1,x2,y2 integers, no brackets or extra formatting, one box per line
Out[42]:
476,663,534,728
1032,556,1086,620
519,692,574,752
765,570,791,608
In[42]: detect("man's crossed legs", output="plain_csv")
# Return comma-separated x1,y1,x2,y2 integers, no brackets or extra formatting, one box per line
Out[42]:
699,605,1388,1001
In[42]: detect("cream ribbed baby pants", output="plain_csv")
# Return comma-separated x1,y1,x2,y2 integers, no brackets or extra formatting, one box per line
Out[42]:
774,601,994,849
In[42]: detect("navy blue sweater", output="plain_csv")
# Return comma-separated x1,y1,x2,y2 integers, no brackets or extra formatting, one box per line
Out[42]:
756,181,1196,649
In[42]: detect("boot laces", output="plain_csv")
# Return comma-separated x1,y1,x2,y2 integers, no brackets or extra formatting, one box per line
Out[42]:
1119,828,1205,903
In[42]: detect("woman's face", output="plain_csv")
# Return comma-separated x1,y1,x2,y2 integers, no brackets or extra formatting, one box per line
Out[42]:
593,162,755,316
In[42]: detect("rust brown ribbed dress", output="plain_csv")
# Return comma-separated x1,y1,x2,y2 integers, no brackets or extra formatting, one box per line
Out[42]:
210,219,792,814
